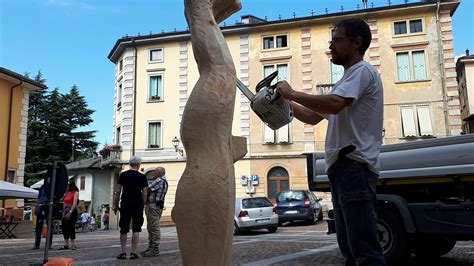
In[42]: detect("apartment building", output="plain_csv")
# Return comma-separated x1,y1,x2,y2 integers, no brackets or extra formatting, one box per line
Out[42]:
456,50,474,133
0,67,47,218
108,0,461,219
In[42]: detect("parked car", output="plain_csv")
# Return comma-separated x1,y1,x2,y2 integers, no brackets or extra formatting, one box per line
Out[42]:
234,197,279,234
275,190,323,225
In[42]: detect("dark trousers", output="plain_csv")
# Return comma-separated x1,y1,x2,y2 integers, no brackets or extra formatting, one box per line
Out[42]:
61,210,78,240
34,216,52,248
328,156,386,266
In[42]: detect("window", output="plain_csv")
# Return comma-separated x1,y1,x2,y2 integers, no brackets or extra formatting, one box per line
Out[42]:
400,105,433,137
331,61,344,83
119,59,123,72
117,83,122,108
409,19,423,33
148,74,163,101
262,63,291,144
147,121,162,148
394,19,423,35
149,48,164,63
264,124,290,144
262,34,288,50
394,22,407,35
396,51,427,82
80,176,85,190
7,170,16,183
116,126,121,145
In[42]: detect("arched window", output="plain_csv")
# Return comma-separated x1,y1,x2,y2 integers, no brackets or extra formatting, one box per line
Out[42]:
267,167,289,201
145,170,155,182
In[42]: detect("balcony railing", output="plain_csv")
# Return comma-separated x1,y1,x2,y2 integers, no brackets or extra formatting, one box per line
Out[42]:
315,84,334,95
98,144,121,166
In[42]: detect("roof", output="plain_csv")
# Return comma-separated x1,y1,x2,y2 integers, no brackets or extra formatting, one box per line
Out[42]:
36,157,104,175
108,0,460,63
463,114,474,122
0,67,47,90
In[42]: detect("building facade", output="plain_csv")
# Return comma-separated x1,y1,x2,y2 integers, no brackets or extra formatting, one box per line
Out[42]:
108,0,461,220
0,67,46,218
456,51,474,133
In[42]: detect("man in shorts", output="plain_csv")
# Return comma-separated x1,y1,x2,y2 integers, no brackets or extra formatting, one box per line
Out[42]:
114,156,148,260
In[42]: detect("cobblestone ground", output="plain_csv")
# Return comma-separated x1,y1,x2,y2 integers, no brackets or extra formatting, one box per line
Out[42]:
0,222,473,265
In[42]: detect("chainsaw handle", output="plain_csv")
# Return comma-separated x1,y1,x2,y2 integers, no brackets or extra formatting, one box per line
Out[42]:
256,70,278,93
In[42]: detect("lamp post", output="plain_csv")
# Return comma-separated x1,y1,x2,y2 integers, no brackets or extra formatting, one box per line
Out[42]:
172,136,184,156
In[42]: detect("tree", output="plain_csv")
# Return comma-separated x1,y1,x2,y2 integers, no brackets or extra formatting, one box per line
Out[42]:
25,72,98,186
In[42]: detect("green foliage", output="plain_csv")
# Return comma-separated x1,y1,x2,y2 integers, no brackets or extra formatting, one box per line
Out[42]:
25,71,98,186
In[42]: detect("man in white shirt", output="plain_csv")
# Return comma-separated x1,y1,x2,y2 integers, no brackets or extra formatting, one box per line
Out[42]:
276,18,385,265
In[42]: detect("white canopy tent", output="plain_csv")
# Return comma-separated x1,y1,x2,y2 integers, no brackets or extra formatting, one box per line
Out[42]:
0,180,38,200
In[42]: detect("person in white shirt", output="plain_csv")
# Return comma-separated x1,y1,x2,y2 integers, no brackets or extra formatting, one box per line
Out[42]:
80,209,91,233
276,18,385,265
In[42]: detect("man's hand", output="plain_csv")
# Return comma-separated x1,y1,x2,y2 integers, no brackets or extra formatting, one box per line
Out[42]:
275,80,295,100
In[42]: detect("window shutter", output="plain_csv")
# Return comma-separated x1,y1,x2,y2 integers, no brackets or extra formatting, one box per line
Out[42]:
416,106,433,136
264,124,275,143
401,106,417,137
149,76,158,99
396,52,410,82
157,75,163,98
331,62,344,83
277,64,288,83
412,51,427,80
277,124,289,143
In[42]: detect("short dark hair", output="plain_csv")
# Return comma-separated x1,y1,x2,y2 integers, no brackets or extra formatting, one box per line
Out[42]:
334,18,372,55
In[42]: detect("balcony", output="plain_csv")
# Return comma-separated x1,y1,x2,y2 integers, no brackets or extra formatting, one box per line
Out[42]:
98,144,122,166
315,84,334,95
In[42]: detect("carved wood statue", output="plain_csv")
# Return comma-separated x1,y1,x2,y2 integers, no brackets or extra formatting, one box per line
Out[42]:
171,0,247,265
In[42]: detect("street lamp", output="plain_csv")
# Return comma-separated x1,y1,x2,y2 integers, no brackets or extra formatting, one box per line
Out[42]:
172,136,184,156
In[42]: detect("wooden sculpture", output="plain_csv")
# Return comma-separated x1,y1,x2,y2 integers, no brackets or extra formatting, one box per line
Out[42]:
171,0,246,265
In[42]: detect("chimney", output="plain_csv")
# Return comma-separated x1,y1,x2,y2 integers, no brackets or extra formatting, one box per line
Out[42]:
466,48,470,56
363,0,368,9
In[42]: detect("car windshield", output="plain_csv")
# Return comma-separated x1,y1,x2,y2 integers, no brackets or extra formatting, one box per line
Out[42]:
242,198,273,209
277,191,305,202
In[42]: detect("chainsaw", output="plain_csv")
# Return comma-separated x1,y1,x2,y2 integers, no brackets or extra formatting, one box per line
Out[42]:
236,70,294,130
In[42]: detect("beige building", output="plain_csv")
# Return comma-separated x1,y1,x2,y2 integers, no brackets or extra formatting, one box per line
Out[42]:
108,0,461,221
456,50,474,133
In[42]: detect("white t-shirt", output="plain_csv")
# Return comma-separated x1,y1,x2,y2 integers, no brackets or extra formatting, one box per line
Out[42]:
325,60,384,174
81,212,91,223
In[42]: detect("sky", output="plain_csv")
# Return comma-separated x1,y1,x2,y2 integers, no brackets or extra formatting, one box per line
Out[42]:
1,0,473,148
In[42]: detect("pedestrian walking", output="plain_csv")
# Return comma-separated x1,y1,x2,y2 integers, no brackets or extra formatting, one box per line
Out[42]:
102,211,109,230
113,156,148,260
276,18,386,265
59,180,79,250
141,167,168,257
80,208,91,233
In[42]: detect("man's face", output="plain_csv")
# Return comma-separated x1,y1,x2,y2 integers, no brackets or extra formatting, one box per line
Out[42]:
329,27,357,66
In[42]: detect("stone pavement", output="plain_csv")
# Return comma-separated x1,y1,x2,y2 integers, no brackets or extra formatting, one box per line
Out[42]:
0,222,473,265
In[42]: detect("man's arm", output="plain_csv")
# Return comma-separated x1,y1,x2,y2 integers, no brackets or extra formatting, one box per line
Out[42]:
113,184,122,214
290,102,326,125
277,81,352,115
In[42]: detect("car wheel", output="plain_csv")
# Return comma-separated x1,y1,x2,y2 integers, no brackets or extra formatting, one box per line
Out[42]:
306,211,317,225
412,237,456,257
234,222,241,235
267,225,278,233
317,210,324,221
377,208,410,265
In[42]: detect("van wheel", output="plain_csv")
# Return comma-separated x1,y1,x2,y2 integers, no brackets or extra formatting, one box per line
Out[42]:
377,208,410,264
412,237,456,257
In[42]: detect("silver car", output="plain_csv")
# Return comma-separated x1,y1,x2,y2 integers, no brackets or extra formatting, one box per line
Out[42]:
234,197,279,234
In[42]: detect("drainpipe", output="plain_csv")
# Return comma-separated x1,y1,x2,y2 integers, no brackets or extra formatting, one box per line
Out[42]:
132,40,137,156
436,0,451,136
3,78,23,215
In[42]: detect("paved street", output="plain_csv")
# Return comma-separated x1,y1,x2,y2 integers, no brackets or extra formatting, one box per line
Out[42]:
1,222,473,265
